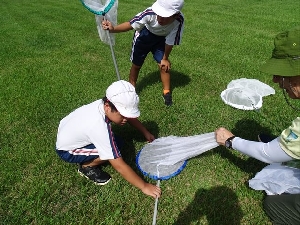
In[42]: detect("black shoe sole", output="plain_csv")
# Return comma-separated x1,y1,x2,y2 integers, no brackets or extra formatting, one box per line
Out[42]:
78,169,111,186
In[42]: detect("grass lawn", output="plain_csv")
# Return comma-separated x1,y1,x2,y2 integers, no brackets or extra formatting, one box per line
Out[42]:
0,0,299,224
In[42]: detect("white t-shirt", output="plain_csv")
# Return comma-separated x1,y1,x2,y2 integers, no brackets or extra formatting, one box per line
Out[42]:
56,100,121,160
129,7,184,45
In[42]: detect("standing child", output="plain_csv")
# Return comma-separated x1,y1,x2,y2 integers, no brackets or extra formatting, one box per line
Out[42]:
56,80,161,198
102,0,184,106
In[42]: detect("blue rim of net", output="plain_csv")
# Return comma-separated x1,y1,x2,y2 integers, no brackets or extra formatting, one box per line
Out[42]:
80,0,115,16
136,148,188,181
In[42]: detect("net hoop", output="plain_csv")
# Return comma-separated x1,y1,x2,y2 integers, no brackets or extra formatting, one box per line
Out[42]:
220,78,276,111
80,0,115,15
220,87,263,110
136,148,188,181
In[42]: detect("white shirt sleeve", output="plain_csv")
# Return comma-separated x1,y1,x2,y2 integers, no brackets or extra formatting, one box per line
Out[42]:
165,14,184,45
232,137,293,164
130,9,153,32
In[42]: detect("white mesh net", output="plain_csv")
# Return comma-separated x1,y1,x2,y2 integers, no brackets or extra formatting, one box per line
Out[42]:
249,163,300,195
81,0,118,45
221,78,275,110
81,0,120,79
95,7,117,45
221,88,263,110
136,132,218,180
227,78,275,97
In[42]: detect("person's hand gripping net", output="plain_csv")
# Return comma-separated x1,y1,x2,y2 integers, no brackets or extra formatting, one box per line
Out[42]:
102,18,114,31
142,183,161,199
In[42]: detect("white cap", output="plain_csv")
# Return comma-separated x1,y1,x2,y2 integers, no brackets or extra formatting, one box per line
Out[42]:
152,0,184,17
106,80,140,118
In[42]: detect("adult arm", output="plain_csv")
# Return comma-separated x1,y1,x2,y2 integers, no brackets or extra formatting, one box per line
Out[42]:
232,137,293,163
109,157,161,198
215,127,293,164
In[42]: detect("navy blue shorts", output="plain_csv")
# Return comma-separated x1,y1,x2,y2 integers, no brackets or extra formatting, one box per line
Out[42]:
130,27,166,66
56,136,124,164
56,144,99,164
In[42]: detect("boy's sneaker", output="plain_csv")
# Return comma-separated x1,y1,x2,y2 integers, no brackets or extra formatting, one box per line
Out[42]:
78,165,111,185
163,92,172,106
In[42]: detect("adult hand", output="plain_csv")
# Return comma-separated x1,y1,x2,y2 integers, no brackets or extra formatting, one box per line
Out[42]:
215,127,235,146
142,183,161,198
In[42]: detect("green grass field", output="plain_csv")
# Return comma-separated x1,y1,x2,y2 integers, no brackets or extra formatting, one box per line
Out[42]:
1,0,299,224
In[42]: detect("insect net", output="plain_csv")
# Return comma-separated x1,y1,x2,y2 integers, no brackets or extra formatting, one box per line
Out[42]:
136,132,218,180
249,163,300,195
80,0,120,80
81,0,118,45
221,78,275,110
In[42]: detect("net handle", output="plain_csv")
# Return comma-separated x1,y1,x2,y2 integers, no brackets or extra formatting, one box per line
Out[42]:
80,0,121,80
80,0,115,15
104,15,121,80
152,180,161,225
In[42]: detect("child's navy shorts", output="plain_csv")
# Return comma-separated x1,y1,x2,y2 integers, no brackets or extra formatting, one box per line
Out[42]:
130,27,166,66
55,136,124,164
56,144,99,164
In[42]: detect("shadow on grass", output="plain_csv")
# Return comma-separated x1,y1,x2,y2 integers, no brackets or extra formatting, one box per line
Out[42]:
112,120,159,168
135,70,191,93
173,186,243,225
215,118,271,176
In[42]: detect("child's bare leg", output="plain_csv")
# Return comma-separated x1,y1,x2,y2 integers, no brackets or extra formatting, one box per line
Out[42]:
160,68,171,92
159,66,172,106
129,64,141,87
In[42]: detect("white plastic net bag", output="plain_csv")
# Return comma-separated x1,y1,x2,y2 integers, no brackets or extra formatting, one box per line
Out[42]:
221,78,275,110
249,163,300,195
